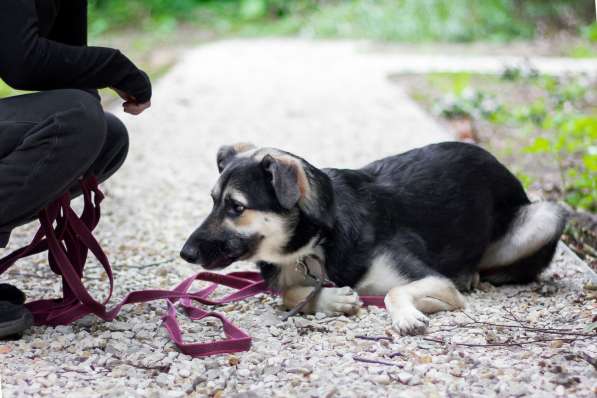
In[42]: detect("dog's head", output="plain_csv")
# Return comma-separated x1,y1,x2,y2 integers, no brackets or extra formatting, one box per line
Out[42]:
180,143,335,269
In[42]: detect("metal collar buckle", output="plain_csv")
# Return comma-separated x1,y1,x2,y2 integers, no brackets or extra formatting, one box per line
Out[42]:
295,255,334,287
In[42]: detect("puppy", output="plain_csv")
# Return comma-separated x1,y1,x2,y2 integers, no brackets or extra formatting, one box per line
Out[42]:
181,142,567,335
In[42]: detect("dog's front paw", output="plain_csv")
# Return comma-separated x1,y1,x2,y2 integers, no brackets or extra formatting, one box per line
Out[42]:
391,307,429,336
315,287,361,315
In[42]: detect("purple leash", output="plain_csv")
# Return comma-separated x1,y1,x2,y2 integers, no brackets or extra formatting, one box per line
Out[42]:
0,177,269,357
0,177,384,357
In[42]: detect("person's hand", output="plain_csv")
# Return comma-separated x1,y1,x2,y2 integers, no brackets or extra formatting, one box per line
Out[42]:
112,88,151,115
123,100,151,115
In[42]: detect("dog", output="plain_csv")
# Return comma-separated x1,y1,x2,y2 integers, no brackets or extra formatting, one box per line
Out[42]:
180,142,567,335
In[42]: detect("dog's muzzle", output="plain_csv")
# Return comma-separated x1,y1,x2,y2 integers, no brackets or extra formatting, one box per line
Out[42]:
180,242,201,264
180,230,251,269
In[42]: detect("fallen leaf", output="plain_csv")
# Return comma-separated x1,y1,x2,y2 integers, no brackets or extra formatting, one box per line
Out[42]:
550,340,564,349
415,354,432,364
228,355,240,366
213,390,224,398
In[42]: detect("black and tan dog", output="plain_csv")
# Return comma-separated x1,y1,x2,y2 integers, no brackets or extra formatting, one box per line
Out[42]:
180,142,567,335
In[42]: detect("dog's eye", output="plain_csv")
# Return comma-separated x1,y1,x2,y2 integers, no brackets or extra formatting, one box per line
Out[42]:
230,200,245,215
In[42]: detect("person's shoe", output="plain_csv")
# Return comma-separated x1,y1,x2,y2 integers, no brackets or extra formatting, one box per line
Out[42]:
0,283,27,304
0,301,33,339
0,284,32,340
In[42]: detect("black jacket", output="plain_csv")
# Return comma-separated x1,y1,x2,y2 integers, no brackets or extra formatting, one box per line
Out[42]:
0,0,151,102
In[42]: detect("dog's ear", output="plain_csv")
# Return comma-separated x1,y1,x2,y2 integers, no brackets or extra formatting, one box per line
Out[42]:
216,143,256,173
261,154,302,209
261,154,335,230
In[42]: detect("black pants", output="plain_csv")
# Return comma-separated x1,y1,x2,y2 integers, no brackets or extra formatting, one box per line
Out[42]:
0,89,129,248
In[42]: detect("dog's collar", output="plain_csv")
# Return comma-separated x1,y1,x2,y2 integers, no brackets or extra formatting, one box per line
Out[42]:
281,254,334,322
295,254,333,287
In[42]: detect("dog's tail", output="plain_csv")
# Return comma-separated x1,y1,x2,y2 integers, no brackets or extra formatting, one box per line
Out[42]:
479,202,568,285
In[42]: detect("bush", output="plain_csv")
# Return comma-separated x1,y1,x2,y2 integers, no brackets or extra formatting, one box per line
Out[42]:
431,70,597,212
88,0,596,42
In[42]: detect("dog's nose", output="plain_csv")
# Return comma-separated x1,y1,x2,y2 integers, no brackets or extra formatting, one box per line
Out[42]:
180,243,200,263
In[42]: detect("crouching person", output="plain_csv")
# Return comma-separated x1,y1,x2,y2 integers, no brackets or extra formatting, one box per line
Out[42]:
0,0,151,338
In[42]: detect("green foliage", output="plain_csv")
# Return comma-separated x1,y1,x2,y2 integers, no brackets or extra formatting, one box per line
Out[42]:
568,44,597,59
581,22,597,43
297,0,537,42
514,170,533,190
87,0,596,43
515,78,596,211
436,69,597,212
88,0,312,35
88,0,201,35
239,0,268,20
501,65,539,81
0,80,20,98
428,72,472,95
430,74,502,119
585,321,597,332
433,89,501,120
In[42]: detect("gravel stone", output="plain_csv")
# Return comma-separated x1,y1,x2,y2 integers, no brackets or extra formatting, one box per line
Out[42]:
155,373,171,387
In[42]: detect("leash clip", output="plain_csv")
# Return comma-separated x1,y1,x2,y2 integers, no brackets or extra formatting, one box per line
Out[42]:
296,255,332,286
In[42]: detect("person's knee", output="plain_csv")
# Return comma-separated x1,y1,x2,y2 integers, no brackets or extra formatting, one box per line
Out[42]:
55,90,107,160
105,112,129,155
87,113,129,181
104,112,129,167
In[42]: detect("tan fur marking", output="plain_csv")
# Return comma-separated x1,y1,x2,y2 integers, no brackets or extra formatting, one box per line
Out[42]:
235,209,257,227
413,283,465,313
232,142,256,154
233,147,310,199
282,286,317,313
400,277,464,314
385,276,465,335
276,155,310,198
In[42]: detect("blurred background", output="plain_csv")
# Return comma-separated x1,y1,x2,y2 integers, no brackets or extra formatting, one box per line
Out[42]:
2,0,596,101
82,1,597,65
0,0,595,262
84,0,595,44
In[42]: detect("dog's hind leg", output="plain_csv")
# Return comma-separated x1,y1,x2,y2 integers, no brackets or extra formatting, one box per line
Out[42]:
385,276,465,335
479,202,567,285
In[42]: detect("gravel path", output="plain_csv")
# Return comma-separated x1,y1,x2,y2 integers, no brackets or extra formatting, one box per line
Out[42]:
1,39,596,398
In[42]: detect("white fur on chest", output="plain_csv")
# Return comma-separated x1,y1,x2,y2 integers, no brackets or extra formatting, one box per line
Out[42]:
356,252,409,295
